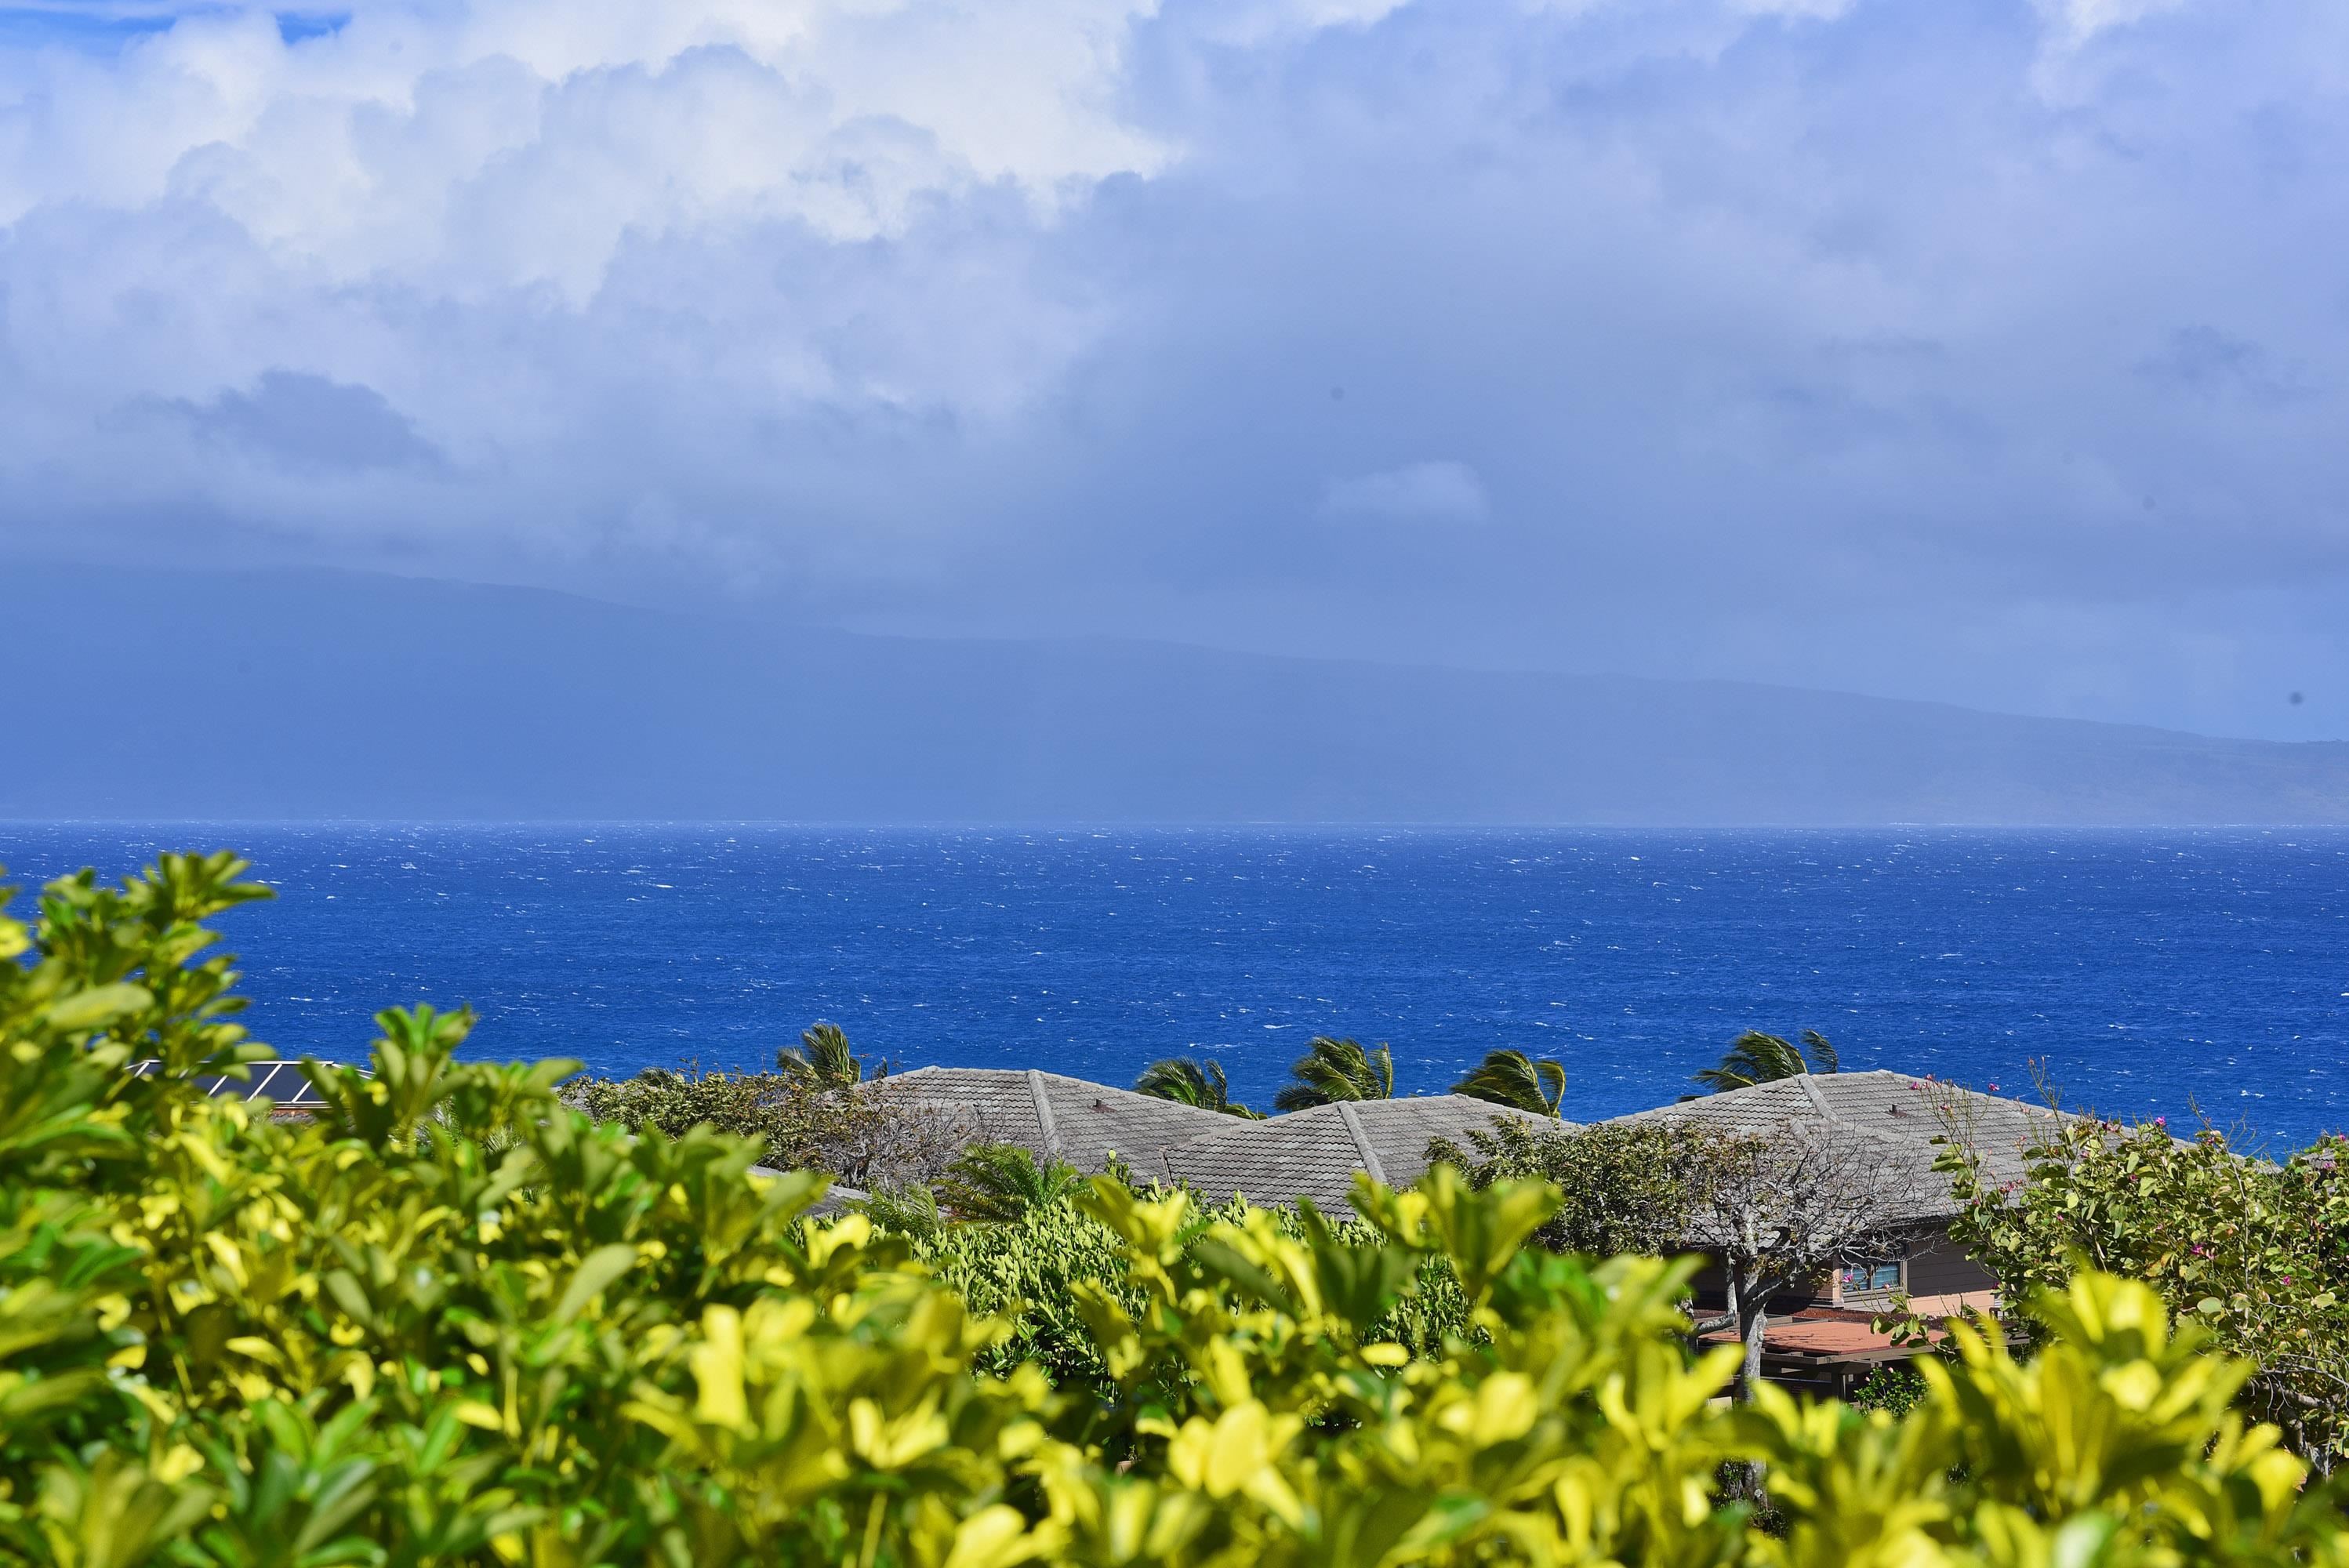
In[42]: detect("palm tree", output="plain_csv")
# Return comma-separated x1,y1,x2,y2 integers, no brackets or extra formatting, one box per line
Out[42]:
936,1142,1087,1222
1692,1029,1839,1094
1273,1035,1395,1112
1134,1056,1262,1118
856,1181,946,1240
776,1021,880,1088
1450,1048,1568,1116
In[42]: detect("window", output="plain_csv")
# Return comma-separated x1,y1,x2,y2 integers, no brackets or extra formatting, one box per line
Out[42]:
1840,1261,1902,1295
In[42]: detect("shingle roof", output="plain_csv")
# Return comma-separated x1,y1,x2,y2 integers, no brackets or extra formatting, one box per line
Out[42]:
129,1058,358,1109
1163,1096,1567,1210
1607,1070,2076,1218
877,1066,1234,1173
1350,1096,1567,1190
876,1068,1566,1209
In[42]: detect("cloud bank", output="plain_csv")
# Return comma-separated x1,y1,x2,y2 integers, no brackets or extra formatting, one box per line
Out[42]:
1,0,2345,738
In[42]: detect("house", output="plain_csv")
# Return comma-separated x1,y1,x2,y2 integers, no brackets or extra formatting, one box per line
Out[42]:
1605,1070,2071,1393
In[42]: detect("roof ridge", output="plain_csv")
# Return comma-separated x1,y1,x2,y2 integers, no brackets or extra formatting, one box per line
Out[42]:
1024,1069,1064,1159
1795,1074,1835,1119
1333,1102,1388,1185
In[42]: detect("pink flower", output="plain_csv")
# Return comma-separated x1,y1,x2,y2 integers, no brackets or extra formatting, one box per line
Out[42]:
1988,1083,2000,1092
2155,1116,2168,1128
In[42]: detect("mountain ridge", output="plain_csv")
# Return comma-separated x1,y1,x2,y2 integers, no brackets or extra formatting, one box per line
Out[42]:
7,562,2347,825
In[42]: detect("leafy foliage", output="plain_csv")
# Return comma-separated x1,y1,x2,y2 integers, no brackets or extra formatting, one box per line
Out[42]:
900,1194,1472,1396
1943,1106,2349,1470
1429,1116,1718,1258
4,851,2346,1568
562,1058,958,1186
1447,1048,1567,1116
937,1142,1090,1221
1134,1058,1262,1118
1272,1034,1393,1112
1846,1363,1929,1419
1694,1029,1840,1093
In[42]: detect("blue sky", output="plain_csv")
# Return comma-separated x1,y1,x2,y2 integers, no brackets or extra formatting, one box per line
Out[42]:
1,0,2344,739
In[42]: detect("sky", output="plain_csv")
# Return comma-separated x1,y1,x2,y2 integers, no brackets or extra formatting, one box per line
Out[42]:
0,0,2344,739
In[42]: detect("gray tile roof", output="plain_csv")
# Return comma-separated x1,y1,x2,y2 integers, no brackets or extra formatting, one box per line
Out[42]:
1350,1096,1567,1190
877,1068,1566,1209
876,1066,1234,1174
1163,1095,1567,1210
1607,1070,2076,1218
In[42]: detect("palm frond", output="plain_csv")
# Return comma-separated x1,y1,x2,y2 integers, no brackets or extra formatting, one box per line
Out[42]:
1450,1048,1569,1116
1800,1029,1839,1075
1274,1036,1395,1111
778,1020,866,1088
936,1142,1087,1222
1135,1056,1260,1118
858,1181,945,1239
1693,1029,1836,1094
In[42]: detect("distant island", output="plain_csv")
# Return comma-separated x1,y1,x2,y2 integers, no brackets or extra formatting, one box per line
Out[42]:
9,561,2349,824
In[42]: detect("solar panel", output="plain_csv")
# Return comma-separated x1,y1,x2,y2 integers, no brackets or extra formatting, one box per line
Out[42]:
125,1060,367,1108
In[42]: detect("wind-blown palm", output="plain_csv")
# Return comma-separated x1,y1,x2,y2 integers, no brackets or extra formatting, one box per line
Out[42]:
936,1142,1087,1221
777,1021,876,1088
1135,1057,1262,1118
1273,1035,1395,1112
1450,1048,1568,1116
1692,1029,1839,1094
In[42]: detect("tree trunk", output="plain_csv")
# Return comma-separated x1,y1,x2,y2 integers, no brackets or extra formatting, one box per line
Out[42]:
1738,1290,1769,1403
1729,1269,1772,1504
1727,1261,1773,1403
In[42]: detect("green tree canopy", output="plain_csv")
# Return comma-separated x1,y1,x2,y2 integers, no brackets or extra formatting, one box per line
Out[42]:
1449,1047,1568,1116
1135,1055,1262,1117
1273,1034,1394,1112
1692,1027,1839,1093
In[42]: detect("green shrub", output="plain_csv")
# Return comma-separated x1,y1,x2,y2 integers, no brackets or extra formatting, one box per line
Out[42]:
936,1143,1089,1222
900,1196,1472,1399
1846,1363,1929,1420
1942,1105,2349,1470
1429,1115,1721,1257
3,852,2344,1567
563,1059,960,1185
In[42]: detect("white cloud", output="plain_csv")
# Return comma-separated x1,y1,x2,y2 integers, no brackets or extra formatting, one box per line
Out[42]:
2031,0,2191,47
1320,461,1490,524
0,2,1174,292
0,0,2346,737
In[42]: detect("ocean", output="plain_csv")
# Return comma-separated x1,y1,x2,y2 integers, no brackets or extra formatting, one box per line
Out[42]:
4,824,2346,1146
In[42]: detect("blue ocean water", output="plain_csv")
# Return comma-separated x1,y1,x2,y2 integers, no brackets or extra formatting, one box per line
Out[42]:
4,824,2347,1146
